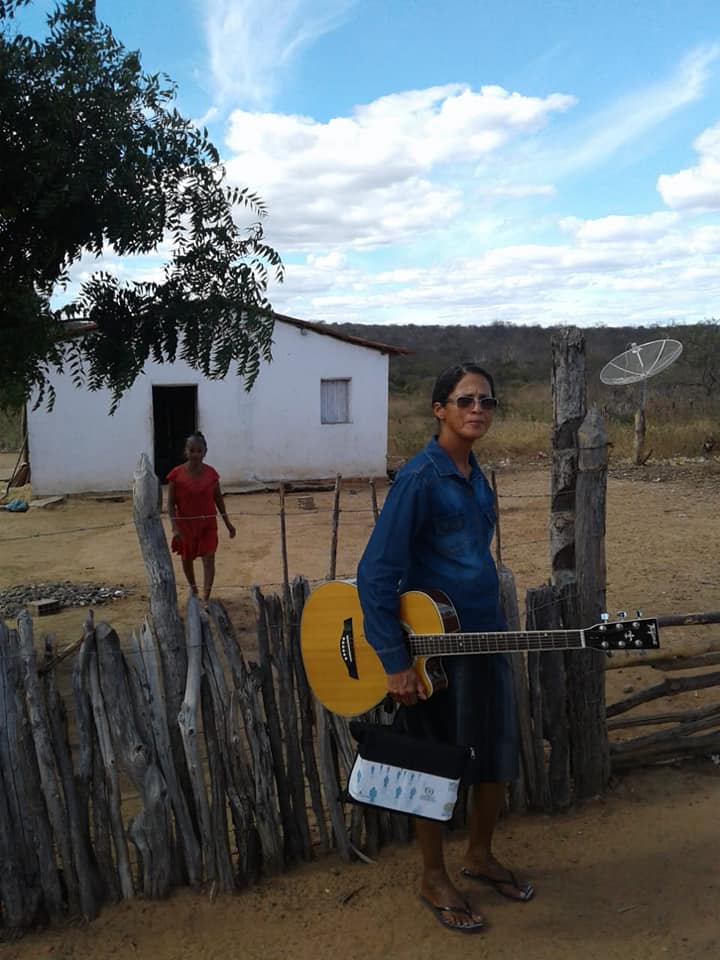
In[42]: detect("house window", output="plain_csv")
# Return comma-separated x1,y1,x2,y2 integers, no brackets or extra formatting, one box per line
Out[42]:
321,378,351,424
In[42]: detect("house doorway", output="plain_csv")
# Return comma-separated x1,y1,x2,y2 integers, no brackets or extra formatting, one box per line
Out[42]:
152,385,197,482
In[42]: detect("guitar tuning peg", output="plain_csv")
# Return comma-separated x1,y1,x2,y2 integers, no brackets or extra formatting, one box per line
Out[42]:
600,612,609,622
616,610,627,619
636,609,643,618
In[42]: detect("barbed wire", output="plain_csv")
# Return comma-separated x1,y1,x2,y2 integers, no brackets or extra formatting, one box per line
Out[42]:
0,493,572,544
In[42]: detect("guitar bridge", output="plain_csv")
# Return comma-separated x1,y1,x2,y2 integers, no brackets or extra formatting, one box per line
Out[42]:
340,618,359,680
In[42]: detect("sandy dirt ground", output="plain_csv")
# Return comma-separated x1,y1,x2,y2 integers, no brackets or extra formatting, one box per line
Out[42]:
2,453,720,959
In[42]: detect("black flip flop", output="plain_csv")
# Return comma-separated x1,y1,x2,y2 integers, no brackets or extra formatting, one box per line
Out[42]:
460,867,535,902
419,895,486,934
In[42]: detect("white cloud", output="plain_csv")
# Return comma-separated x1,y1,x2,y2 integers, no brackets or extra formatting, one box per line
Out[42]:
536,44,720,177
223,84,575,249
657,123,720,210
479,183,556,198
560,212,680,243
192,106,219,129
204,0,357,105
270,213,720,328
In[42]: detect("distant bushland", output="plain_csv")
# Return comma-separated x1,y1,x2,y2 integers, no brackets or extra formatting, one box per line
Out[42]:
333,320,720,464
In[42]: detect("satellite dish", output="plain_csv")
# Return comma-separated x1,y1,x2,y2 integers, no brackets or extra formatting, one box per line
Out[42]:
600,339,683,385
599,338,683,465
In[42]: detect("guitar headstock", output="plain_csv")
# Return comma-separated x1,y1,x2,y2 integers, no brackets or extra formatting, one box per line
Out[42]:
585,613,660,652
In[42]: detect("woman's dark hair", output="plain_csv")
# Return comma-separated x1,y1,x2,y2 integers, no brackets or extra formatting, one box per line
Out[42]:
431,363,496,406
185,431,207,454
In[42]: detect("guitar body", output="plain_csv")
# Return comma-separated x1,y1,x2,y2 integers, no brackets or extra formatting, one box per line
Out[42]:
300,580,456,717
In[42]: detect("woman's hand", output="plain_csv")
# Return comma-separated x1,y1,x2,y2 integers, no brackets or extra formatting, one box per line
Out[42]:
387,667,427,707
227,521,237,539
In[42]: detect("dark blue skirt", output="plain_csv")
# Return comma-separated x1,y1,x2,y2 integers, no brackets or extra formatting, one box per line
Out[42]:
398,653,520,784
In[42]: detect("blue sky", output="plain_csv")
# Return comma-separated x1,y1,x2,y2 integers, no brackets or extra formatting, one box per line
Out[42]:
14,0,720,328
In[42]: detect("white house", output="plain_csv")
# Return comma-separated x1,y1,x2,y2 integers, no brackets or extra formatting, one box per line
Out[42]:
27,314,406,496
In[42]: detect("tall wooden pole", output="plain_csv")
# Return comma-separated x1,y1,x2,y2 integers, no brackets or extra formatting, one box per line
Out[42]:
633,379,648,465
568,407,611,796
278,482,290,599
550,328,586,590
328,474,341,580
133,454,187,720
369,478,379,523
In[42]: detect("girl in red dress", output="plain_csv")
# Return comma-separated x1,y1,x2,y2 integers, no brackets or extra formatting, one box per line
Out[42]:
166,432,236,602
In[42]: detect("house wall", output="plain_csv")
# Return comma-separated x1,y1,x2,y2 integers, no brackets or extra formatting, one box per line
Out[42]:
27,321,390,495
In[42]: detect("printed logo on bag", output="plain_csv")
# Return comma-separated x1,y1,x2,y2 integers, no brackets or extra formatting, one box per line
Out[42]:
423,785,435,799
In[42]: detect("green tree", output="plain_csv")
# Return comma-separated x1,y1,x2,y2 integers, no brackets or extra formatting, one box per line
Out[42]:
0,0,282,409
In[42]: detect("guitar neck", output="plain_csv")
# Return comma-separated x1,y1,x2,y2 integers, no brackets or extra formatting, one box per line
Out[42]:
408,630,585,656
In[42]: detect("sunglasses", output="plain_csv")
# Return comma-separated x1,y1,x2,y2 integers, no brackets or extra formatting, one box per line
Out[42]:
445,395,499,411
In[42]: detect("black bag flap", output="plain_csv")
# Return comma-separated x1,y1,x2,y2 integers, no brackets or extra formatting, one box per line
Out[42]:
349,721,469,780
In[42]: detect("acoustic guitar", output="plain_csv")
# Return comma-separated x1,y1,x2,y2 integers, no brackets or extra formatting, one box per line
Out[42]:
300,580,660,716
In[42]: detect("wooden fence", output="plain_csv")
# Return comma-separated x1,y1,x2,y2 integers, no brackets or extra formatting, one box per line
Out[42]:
0,580,416,935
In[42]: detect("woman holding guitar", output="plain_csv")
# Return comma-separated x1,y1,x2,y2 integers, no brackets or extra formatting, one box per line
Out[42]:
357,362,534,934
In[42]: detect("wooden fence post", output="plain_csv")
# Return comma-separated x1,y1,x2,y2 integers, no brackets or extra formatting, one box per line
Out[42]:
266,592,313,861
0,621,56,928
328,474,341,580
569,407,611,796
549,334,612,801
178,595,216,882
210,600,284,874
133,454,189,795
279,482,290,596
289,576,331,855
17,612,79,912
498,565,534,812
200,612,258,888
254,586,303,864
369,478,379,523
86,638,135,900
95,621,174,897
550,327,586,589
633,379,648,466
128,618,201,887
525,585,561,811
42,636,101,920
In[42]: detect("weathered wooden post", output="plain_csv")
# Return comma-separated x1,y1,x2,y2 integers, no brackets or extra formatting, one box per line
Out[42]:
527,328,587,810
550,327,586,588
278,482,291,597
210,600,284,874
133,454,188,782
548,329,611,802
498,565,536,812
0,620,60,928
568,407,611,795
178,594,215,881
254,586,303,864
17,612,79,913
633,380,648,465
95,622,174,898
369,478,379,523
128,619,201,887
328,474,341,580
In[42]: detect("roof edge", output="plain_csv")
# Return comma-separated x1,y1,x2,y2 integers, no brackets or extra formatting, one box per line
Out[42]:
272,313,409,355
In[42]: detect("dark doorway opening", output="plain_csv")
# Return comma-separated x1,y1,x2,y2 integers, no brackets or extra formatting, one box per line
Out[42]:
153,385,197,483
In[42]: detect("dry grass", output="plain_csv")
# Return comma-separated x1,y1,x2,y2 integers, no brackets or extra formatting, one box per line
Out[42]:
389,390,717,465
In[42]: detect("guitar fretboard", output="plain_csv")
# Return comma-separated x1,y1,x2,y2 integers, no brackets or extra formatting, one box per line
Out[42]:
408,630,585,656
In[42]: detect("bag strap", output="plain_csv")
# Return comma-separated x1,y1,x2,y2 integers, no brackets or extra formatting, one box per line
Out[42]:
390,701,445,743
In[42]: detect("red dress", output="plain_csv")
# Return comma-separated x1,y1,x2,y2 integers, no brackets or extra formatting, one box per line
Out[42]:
167,464,220,559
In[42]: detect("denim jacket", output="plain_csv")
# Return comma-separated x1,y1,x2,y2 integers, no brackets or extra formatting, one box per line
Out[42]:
357,437,504,673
